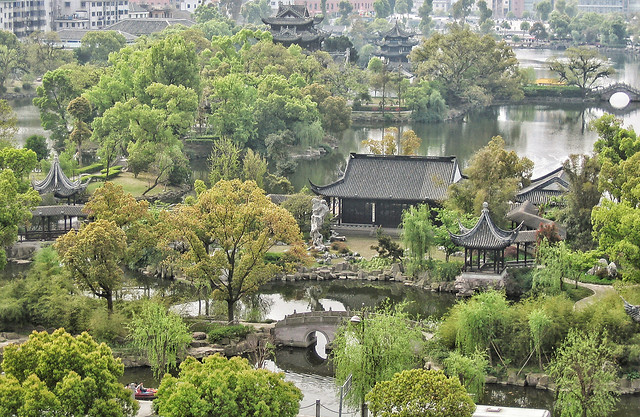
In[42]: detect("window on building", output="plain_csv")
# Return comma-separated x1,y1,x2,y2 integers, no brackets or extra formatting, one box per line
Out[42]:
64,1,70,6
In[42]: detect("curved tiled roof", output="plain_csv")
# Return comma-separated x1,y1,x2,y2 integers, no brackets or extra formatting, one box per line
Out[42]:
262,17,314,25
382,20,414,38
450,202,522,250
507,200,566,239
310,153,462,202
31,205,87,217
32,155,91,198
516,166,569,205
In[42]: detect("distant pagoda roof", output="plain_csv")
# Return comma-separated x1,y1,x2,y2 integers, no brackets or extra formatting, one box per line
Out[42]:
382,20,414,38
515,166,569,206
310,153,462,202
262,3,325,49
32,155,91,198
261,4,323,26
450,202,522,250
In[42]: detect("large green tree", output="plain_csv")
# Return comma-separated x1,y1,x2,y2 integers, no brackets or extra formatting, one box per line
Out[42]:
547,47,614,96
411,24,522,105
591,200,640,282
55,219,127,312
0,329,138,416
547,329,619,417
154,355,302,417
447,135,533,223
75,31,127,65
0,147,40,270
332,305,425,412
161,179,304,321
0,168,40,270
366,369,475,417
401,204,435,272
557,154,600,251
0,31,25,93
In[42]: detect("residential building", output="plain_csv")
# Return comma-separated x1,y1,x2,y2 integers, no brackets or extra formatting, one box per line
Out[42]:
1,0,53,37
53,0,130,30
292,0,374,16
577,0,627,14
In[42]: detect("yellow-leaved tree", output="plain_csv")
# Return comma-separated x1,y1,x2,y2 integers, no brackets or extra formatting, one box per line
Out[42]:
161,179,307,321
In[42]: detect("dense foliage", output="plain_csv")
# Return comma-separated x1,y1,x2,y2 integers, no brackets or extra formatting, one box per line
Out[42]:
128,301,191,379
154,355,302,417
332,304,425,409
547,329,619,417
411,24,523,106
0,329,137,416
366,369,475,417
160,179,305,321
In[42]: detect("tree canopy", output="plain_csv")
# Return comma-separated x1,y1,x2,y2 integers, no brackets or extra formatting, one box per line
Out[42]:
447,135,533,223
548,47,614,94
411,23,522,106
366,369,475,417
55,219,127,312
547,329,619,417
332,304,425,410
154,354,302,417
0,329,138,416
161,179,305,321
0,146,40,270
128,301,191,379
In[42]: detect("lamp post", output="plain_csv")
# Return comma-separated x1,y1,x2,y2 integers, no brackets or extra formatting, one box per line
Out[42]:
350,309,366,417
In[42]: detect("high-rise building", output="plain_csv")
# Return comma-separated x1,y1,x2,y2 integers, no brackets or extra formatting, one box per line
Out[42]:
577,0,627,14
1,0,53,37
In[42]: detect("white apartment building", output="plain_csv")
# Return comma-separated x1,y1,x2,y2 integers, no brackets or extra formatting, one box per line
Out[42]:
53,0,129,30
1,0,53,37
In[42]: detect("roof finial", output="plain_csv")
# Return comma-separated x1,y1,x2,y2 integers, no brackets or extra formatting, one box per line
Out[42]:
482,201,489,211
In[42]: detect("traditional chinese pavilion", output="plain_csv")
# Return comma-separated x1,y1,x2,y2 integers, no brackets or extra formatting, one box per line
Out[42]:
262,3,326,51
374,21,417,69
450,202,522,273
310,153,463,228
32,155,91,201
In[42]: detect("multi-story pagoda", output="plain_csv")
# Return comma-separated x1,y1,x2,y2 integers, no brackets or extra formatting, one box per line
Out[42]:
374,21,417,69
262,3,326,51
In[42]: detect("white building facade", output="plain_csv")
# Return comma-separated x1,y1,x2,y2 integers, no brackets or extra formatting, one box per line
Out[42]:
1,0,53,36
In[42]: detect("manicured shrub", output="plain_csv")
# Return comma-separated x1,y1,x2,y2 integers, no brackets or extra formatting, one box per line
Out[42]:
330,241,350,254
207,323,253,343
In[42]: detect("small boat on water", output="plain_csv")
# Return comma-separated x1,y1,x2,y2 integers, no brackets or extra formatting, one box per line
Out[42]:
134,387,157,400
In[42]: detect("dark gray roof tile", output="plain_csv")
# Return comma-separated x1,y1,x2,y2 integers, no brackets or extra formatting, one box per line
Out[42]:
311,153,461,202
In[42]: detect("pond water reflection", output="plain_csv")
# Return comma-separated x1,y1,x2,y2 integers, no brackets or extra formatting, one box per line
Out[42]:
172,280,458,323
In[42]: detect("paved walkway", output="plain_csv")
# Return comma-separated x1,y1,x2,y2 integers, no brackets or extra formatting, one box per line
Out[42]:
567,279,616,311
136,401,154,417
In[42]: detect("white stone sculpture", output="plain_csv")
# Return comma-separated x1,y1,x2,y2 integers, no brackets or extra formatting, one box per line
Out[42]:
311,197,330,250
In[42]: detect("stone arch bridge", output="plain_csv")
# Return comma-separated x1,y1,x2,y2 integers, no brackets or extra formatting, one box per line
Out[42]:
594,83,640,102
272,310,352,348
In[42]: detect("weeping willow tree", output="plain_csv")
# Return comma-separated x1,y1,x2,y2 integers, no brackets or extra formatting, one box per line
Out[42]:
331,304,425,412
128,301,192,379
401,204,435,274
443,350,488,401
528,308,551,370
454,291,509,366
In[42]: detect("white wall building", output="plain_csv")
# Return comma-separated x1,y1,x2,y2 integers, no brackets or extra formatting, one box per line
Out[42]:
1,0,53,37
53,0,129,30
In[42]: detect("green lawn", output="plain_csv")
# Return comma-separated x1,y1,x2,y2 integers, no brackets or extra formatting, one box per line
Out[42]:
86,172,180,197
